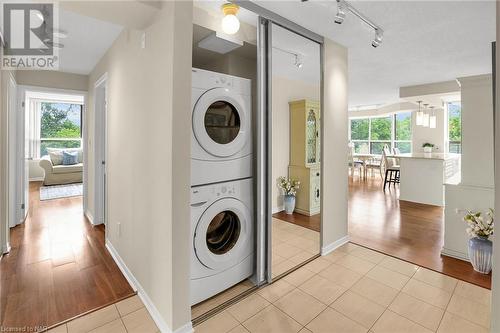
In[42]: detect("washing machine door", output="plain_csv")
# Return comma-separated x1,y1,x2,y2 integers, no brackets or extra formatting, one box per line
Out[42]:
193,88,248,157
194,198,252,272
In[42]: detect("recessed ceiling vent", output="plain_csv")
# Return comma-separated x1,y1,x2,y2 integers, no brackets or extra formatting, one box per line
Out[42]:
198,32,243,54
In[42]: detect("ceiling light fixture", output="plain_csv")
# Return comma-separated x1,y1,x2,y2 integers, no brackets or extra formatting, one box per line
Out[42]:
416,101,423,126
221,3,240,35
334,0,347,24
422,103,430,127
372,28,384,48
294,54,303,68
429,106,437,129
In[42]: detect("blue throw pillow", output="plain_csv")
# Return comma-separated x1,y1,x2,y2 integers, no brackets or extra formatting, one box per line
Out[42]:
62,151,79,165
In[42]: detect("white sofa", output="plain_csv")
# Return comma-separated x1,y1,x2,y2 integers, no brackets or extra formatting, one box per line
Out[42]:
39,148,83,185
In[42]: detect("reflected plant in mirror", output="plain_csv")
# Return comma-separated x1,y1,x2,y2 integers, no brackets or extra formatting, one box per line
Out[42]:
277,176,300,214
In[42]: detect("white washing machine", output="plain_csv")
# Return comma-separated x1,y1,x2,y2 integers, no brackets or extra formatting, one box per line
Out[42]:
190,178,254,305
191,68,252,186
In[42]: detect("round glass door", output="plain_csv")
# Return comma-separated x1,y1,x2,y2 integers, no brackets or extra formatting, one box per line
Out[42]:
194,198,252,271
204,101,241,145
206,211,241,255
193,88,248,157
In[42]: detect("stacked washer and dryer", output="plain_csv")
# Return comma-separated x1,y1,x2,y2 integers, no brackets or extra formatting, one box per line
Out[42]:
190,68,254,305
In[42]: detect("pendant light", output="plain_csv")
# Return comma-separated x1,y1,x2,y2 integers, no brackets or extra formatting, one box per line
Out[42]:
416,101,423,126
221,3,240,35
429,106,437,129
422,103,430,127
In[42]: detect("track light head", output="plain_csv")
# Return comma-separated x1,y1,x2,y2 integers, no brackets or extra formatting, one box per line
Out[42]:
334,0,347,24
372,28,383,48
294,54,303,68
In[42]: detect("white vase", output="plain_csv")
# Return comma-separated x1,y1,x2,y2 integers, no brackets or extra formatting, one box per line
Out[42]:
423,147,433,153
284,195,296,214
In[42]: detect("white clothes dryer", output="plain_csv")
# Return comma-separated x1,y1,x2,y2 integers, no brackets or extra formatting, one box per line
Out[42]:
191,68,252,186
190,178,254,305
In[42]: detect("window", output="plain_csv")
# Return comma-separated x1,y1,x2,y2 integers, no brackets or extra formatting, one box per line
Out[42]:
394,112,412,153
349,112,412,154
40,102,83,157
447,102,461,153
350,118,369,153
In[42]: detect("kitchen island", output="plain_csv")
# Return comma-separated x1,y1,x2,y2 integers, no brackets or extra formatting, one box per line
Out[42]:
396,153,460,206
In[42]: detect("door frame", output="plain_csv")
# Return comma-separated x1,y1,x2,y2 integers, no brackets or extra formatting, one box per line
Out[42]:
237,1,325,284
13,85,87,229
93,73,108,227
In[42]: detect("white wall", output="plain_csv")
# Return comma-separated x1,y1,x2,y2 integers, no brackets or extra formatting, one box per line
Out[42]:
271,77,320,212
87,1,192,331
322,38,349,253
443,74,494,263
15,70,88,91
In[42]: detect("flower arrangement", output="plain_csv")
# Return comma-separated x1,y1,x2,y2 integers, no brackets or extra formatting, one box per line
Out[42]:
464,209,494,239
277,176,300,196
422,143,434,148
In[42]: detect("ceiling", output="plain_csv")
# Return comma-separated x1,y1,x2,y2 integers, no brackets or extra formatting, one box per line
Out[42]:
56,8,123,74
271,24,321,85
252,0,495,108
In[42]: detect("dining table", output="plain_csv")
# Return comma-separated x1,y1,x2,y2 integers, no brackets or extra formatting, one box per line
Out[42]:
352,153,382,180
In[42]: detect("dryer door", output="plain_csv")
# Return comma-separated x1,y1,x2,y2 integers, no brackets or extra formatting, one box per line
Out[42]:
193,88,249,157
194,198,252,271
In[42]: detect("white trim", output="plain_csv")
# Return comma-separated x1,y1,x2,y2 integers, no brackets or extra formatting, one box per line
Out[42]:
173,322,194,333
321,235,350,256
272,205,283,214
441,247,469,262
29,177,45,182
94,73,108,227
84,210,95,226
105,240,189,333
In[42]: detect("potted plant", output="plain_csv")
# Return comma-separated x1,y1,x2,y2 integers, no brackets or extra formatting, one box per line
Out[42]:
277,176,300,214
463,209,494,274
422,143,434,153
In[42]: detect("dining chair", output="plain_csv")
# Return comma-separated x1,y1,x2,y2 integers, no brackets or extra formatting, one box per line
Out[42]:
382,145,400,191
348,147,364,178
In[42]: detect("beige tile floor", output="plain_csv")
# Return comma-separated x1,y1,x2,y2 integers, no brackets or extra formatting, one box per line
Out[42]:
272,218,320,278
195,243,492,333
47,295,160,333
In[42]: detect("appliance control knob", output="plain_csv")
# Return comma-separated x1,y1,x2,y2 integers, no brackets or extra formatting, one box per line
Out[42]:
220,77,226,83
221,186,227,193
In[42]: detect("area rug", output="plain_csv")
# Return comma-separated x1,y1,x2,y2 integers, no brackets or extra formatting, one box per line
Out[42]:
40,183,83,201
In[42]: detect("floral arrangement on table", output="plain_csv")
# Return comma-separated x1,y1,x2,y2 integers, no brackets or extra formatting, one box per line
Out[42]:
463,209,494,274
277,177,300,214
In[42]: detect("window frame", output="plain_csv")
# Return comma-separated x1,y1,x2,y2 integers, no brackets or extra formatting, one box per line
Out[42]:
38,101,84,158
445,101,462,154
349,111,412,155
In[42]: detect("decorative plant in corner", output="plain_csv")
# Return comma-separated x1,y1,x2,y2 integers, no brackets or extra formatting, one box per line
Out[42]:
422,142,434,153
464,209,494,274
277,176,300,215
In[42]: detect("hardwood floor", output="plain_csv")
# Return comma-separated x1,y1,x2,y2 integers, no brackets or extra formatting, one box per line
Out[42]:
348,176,491,289
272,211,320,232
0,182,134,330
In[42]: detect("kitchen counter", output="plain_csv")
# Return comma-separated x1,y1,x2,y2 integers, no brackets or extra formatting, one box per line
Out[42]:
397,153,460,206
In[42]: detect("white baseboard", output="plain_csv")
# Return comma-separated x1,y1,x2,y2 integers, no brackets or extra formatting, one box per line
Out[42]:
29,177,45,182
105,240,192,333
84,210,95,225
272,205,283,214
441,247,469,262
173,322,194,333
321,235,350,256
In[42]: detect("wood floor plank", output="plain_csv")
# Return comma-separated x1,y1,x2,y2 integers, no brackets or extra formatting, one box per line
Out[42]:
0,182,134,330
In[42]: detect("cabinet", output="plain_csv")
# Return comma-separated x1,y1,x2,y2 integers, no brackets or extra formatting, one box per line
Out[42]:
288,100,321,216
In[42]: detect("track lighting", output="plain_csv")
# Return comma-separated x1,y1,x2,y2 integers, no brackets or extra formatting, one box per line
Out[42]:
372,28,383,48
334,0,347,24
294,54,303,68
